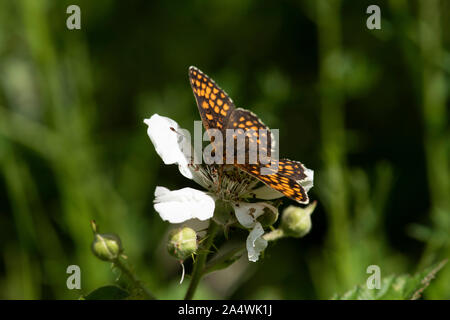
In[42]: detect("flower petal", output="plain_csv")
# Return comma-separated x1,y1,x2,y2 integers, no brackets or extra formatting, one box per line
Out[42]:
153,186,215,223
299,167,314,193
233,201,278,229
144,114,193,179
246,222,268,262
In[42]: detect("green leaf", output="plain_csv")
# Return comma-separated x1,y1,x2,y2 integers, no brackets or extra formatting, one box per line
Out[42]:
83,285,130,300
332,260,447,300
204,246,244,274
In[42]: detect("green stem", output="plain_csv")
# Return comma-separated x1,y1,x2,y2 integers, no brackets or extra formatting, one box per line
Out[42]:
184,221,219,300
263,229,285,241
113,258,156,300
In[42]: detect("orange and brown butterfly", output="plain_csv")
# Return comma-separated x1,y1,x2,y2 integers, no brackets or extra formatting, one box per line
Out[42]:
189,66,312,204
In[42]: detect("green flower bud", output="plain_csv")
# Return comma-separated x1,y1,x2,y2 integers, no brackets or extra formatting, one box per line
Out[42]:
167,227,198,261
90,221,123,261
281,201,316,238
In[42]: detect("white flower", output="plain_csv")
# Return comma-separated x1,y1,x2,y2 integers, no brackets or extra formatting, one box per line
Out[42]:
154,186,215,223
233,202,278,229
144,113,313,262
143,114,193,180
246,222,268,262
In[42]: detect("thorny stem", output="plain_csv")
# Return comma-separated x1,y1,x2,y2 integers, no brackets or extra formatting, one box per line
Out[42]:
184,220,220,300
113,257,156,300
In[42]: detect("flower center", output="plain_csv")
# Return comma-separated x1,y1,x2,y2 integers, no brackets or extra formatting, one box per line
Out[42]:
193,164,259,201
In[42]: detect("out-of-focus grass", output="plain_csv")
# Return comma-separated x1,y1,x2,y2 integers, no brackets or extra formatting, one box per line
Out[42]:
416,0,450,298
0,0,448,299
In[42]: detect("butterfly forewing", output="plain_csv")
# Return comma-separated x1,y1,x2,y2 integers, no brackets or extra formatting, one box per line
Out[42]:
189,66,235,136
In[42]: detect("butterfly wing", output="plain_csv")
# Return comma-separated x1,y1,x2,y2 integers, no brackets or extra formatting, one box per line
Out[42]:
226,109,309,204
238,160,310,204
189,67,311,204
226,108,272,156
189,66,235,135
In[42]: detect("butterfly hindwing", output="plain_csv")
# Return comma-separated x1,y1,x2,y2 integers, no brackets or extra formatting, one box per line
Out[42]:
226,108,272,158
261,158,308,182
238,159,309,204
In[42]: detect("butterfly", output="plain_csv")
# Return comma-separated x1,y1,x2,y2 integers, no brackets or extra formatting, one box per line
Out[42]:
189,66,311,204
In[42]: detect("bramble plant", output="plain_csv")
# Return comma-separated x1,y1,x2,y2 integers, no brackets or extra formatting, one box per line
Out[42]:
85,110,317,299
84,67,447,300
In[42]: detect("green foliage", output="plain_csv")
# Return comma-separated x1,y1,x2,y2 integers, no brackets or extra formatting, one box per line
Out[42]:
83,285,130,300
332,260,447,300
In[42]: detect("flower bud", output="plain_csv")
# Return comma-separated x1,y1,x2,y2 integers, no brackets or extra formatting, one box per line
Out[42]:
280,201,316,238
90,221,123,261
167,227,198,261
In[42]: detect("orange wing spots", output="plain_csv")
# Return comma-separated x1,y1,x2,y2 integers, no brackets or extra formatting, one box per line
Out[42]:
206,87,211,95
206,114,213,120
245,121,253,126
220,93,225,98
202,101,209,109
214,106,220,113
202,83,206,89
239,116,245,122
223,104,229,110
195,80,201,87
238,123,245,128
217,121,223,128
210,93,216,100
197,74,202,79
251,126,258,130
209,100,215,108
208,82,213,87
220,110,227,116
200,89,205,96
217,99,223,106
213,88,219,94
285,165,293,170
233,122,238,126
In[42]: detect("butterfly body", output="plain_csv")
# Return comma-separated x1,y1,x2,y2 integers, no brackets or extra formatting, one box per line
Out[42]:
189,66,311,204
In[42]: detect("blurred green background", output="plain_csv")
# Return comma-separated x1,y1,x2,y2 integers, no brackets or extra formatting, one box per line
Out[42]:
0,0,449,299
